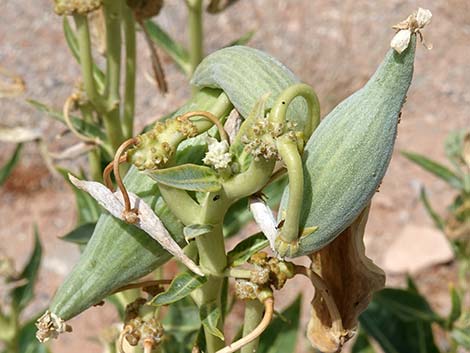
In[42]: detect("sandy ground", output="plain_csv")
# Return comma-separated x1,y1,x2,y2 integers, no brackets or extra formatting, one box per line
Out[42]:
1,0,469,352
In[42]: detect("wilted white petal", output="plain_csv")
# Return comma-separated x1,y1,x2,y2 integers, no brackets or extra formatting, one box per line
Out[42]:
49,142,94,160
0,126,41,143
249,196,277,250
390,29,411,53
224,109,242,144
416,8,432,27
69,175,204,276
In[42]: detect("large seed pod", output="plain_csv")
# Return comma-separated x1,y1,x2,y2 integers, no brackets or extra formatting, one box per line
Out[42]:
280,36,417,257
48,88,223,321
192,46,309,130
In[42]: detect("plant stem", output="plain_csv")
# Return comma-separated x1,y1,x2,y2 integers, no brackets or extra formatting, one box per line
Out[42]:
73,14,104,111
122,8,136,139
81,104,103,181
240,300,264,353
186,0,204,78
103,0,125,151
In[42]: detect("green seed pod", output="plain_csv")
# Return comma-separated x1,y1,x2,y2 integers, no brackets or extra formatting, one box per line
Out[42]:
279,36,417,257
53,0,102,15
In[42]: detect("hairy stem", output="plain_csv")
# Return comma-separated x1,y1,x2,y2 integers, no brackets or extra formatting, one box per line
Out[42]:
102,0,124,151
240,300,264,353
122,8,136,139
73,14,104,111
186,0,204,75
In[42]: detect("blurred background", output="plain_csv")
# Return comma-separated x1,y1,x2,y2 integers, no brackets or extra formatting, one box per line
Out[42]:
1,0,469,352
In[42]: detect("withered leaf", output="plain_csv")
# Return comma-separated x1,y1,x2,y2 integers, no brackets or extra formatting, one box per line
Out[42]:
307,205,385,353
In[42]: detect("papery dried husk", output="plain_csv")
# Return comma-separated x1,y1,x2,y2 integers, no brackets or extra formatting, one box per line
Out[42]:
127,0,163,20
307,206,385,353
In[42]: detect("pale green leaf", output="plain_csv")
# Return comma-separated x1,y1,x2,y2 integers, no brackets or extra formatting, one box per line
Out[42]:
227,232,268,266
151,272,207,306
144,20,191,75
61,222,96,245
147,164,221,192
184,224,214,242
12,226,42,311
419,187,445,231
0,143,22,186
402,151,463,189
200,301,224,340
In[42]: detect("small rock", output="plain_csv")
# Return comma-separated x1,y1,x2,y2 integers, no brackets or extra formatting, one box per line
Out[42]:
382,224,454,274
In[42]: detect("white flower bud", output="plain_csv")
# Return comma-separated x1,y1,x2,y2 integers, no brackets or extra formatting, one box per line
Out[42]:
203,137,232,169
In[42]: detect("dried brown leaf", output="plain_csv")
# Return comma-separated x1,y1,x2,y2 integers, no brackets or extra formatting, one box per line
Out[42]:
69,175,203,276
307,205,385,353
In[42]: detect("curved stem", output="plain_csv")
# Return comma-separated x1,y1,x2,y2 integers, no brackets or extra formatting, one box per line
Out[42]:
111,279,172,294
276,136,303,243
122,9,137,138
179,110,229,142
113,138,137,217
63,94,101,145
217,298,274,353
269,83,320,140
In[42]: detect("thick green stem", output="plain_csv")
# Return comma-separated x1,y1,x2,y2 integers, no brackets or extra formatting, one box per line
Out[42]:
122,8,136,139
186,0,204,76
240,300,264,353
269,83,320,140
103,0,125,151
73,14,104,111
80,105,103,182
276,136,303,243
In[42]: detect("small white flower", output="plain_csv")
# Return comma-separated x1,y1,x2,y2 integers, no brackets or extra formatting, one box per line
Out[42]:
416,8,432,27
390,29,411,54
203,137,232,169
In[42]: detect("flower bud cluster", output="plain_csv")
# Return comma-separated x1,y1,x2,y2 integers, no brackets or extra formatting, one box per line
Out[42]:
54,0,102,15
241,118,300,161
234,252,295,302
122,298,164,350
128,118,197,171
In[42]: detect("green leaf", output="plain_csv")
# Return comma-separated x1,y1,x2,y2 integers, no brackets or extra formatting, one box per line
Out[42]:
359,288,441,353
227,232,268,266
12,226,42,311
147,164,222,192
352,329,376,353
402,151,463,189
61,222,96,245
144,20,191,75
0,143,22,186
26,99,107,143
372,288,443,323
63,17,105,91
258,296,301,353
199,300,224,340
151,272,207,306
18,317,51,353
225,31,255,47
162,297,201,353
57,167,101,224
451,327,470,349
446,286,462,329
184,224,214,242
419,187,446,231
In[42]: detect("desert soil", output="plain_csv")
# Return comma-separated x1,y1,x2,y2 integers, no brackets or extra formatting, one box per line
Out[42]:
1,0,469,352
